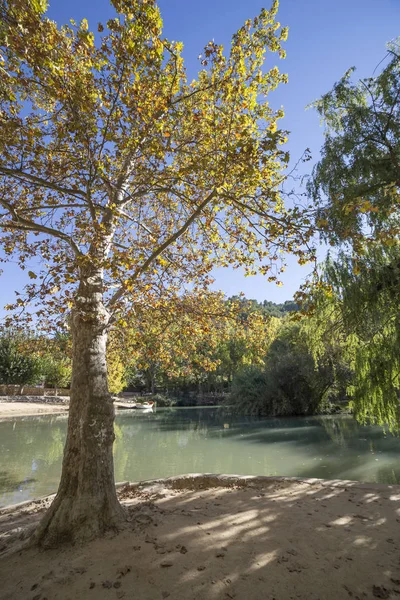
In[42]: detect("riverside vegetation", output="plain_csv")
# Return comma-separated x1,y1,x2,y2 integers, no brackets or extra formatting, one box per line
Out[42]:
0,294,348,417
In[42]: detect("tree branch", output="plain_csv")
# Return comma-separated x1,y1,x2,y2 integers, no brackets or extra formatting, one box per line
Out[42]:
0,198,82,256
108,189,217,307
0,166,87,200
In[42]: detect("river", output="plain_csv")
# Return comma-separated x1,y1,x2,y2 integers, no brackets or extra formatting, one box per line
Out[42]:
1,407,400,507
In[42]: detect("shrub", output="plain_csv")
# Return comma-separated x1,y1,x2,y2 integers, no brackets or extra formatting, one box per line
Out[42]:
150,393,177,407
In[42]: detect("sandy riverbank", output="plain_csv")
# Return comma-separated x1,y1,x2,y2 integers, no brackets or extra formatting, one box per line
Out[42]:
1,474,400,599
0,402,68,417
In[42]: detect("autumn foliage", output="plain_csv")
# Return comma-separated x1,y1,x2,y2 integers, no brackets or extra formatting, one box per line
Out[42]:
0,0,312,329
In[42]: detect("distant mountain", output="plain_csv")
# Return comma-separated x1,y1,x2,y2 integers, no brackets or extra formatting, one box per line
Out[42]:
227,296,299,318
259,299,299,318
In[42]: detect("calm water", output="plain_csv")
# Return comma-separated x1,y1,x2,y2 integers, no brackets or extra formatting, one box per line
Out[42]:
1,407,400,507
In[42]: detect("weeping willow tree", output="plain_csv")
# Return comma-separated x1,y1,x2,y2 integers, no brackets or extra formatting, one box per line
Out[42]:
308,39,400,251
305,39,400,429
303,244,400,430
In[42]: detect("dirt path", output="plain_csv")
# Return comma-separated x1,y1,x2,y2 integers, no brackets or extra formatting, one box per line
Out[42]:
0,402,68,418
1,474,400,600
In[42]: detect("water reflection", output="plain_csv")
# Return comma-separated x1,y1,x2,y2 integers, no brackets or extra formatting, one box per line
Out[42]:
0,414,67,506
1,408,400,507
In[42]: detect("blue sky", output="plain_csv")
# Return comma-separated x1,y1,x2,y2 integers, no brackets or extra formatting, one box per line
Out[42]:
1,0,399,309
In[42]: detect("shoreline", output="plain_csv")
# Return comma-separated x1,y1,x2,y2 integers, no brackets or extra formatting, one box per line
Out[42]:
1,473,398,512
1,474,400,599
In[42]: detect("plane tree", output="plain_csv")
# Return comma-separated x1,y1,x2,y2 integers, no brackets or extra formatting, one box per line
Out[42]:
0,0,313,545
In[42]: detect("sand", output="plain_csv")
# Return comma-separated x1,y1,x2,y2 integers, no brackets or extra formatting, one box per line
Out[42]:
0,402,68,418
0,474,400,600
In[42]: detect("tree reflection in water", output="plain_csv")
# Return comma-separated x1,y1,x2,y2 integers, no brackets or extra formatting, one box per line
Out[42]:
2,409,400,507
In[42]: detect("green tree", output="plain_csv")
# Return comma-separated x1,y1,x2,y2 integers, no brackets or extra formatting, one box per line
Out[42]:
308,40,400,250
307,246,400,430
229,323,335,416
306,42,400,429
0,336,40,388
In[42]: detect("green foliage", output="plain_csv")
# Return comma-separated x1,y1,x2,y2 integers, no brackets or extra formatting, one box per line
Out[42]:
310,245,400,430
306,41,400,430
0,336,40,386
228,296,298,318
229,365,270,415
261,299,298,317
36,355,71,389
309,41,400,250
229,324,335,416
0,329,72,390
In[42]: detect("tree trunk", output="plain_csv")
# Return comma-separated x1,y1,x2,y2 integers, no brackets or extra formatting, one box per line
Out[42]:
33,270,125,547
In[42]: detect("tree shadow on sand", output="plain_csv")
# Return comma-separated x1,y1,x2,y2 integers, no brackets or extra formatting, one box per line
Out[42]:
1,477,400,600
